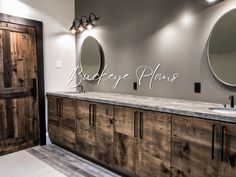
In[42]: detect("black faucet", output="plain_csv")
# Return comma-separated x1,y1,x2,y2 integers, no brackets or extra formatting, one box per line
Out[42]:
78,85,85,93
229,95,234,108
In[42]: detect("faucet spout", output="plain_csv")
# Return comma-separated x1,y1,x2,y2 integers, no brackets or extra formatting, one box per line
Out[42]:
229,95,234,108
78,85,85,93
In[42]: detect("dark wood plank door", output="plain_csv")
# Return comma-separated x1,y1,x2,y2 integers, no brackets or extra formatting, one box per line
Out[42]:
77,101,114,166
218,123,236,177
0,23,40,155
136,111,171,177
171,115,220,177
114,106,139,174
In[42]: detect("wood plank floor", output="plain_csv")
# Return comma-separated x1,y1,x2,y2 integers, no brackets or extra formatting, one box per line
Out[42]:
27,144,121,177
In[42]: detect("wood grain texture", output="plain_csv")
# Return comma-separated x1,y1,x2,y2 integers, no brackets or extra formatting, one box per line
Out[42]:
76,100,92,131
77,101,114,166
60,98,76,130
218,123,236,177
171,115,219,177
114,106,139,173
0,24,39,155
0,30,3,89
0,21,29,33
136,111,171,177
48,96,59,144
59,98,77,150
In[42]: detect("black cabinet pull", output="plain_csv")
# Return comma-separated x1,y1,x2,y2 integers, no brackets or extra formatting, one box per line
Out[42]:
134,111,138,138
89,104,92,125
211,124,216,160
221,126,226,162
92,105,96,127
56,99,59,117
139,112,143,139
58,99,63,117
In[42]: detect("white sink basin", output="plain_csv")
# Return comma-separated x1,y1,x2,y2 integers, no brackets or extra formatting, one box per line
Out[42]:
209,107,236,115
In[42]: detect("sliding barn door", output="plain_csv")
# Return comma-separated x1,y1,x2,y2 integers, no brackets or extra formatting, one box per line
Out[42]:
0,22,39,155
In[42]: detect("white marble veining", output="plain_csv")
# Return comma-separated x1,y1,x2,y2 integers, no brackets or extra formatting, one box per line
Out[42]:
47,91,236,123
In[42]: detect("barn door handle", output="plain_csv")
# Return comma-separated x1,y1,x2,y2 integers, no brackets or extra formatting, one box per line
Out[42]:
89,104,92,125
221,126,226,162
31,79,37,98
134,111,138,138
211,124,216,160
92,104,96,127
139,112,143,139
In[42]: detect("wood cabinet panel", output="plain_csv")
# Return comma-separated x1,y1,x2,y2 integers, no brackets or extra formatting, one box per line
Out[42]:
171,115,220,177
48,96,59,143
114,106,138,137
48,97,76,149
77,101,91,131
48,95,236,177
136,111,171,177
218,123,236,177
94,103,114,166
95,103,114,138
60,98,76,130
77,128,113,166
60,126,76,150
59,98,76,150
77,101,114,166
48,96,58,121
114,106,139,173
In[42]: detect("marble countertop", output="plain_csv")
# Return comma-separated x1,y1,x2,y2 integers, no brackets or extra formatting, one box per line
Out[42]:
47,91,236,124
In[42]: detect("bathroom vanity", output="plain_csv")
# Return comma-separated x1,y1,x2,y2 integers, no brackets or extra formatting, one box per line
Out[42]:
47,92,236,177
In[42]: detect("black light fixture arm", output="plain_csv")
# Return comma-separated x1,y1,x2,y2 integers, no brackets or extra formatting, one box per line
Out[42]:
70,13,100,33
89,12,100,21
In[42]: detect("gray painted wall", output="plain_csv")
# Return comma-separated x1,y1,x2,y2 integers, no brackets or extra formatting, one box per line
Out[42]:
75,0,236,104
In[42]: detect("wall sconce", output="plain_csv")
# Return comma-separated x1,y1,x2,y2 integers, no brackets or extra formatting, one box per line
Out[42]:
70,13,100,33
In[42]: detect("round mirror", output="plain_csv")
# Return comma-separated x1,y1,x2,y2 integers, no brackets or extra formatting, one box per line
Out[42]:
208,9,236,86
80,36,104,79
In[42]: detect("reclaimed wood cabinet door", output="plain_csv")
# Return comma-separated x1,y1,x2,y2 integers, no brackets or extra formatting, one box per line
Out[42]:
136,111,171,177
77,101,95,158
218,123,236,177
59,98,76,150
48,96,59,144
171,115,220,177
93,103,114,166
114,106,139,174
0,23,40,155
77,101,114,166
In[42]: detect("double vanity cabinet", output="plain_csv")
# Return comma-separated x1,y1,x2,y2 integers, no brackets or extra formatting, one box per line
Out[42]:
47,92,236,177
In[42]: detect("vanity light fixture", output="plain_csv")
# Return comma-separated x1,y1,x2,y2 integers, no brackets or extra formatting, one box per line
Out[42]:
70,13,100,33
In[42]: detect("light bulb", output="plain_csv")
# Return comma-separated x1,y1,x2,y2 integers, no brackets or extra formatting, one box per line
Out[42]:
71,29,76,34
206,0,216,4
79,26,84,32
87,24,94,30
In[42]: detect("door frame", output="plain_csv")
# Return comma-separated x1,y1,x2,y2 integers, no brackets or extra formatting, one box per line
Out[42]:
0,13,46,145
